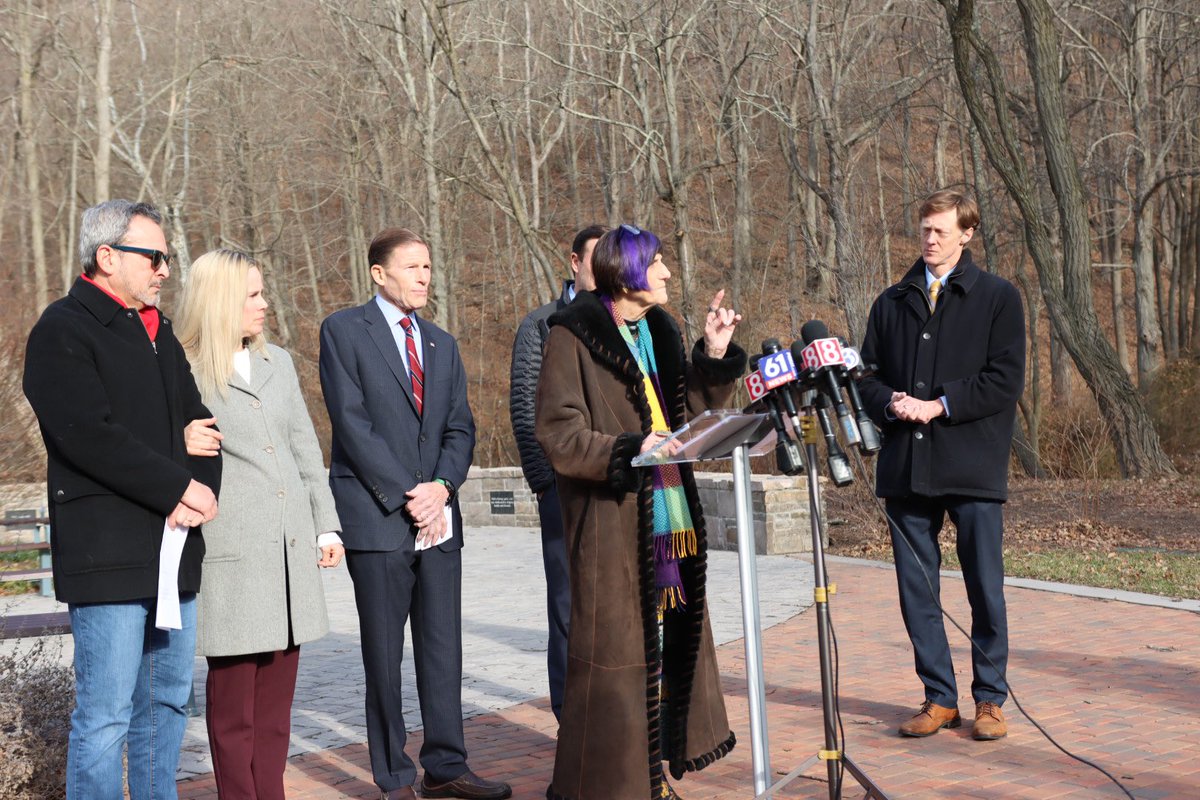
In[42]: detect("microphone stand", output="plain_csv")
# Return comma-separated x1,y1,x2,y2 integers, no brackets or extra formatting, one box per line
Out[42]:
756,393,890,800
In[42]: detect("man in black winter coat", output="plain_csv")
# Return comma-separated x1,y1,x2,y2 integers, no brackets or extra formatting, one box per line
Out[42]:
508,224,607,720
23,200,221,800
858,191,1025,742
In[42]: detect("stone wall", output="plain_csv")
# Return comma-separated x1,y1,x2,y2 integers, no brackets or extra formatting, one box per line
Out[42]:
460,466,823,555
695,472,823,555
459,467,541,529
4,471,825,555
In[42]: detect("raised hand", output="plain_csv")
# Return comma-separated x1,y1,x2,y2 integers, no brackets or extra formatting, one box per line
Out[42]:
703,289,742,359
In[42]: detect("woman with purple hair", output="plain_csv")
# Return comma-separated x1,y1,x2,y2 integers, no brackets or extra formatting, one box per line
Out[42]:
535,224,746,799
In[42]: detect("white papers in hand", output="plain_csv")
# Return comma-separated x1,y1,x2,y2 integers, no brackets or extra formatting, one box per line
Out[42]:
155,522,189,630
415,505,454,551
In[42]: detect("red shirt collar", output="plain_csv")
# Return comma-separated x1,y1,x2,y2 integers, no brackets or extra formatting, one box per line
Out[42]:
81,274,160,342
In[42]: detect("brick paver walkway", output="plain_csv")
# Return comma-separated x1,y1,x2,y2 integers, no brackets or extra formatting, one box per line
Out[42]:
177,558,1200,799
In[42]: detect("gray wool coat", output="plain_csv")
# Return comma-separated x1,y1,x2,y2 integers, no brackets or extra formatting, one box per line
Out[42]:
195,344,342,657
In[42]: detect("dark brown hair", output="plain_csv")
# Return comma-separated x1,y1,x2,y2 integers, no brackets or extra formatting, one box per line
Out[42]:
368,228,427,269
571,225,609,256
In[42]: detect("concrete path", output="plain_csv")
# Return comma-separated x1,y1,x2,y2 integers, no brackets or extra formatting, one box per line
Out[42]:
177,525,813,778
175,546,1200,799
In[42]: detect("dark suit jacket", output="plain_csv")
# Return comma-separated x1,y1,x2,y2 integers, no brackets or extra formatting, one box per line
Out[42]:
857,250,1025,501
22,277,221,603
319,298,475,552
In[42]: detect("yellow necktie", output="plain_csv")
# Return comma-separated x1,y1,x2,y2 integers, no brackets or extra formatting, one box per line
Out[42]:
929,279,942,310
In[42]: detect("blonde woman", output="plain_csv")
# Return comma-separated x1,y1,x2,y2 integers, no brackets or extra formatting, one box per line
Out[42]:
177,249,343,800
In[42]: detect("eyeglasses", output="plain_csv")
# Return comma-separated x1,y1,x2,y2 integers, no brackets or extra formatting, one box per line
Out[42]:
111,244,172,270
620,223,642,236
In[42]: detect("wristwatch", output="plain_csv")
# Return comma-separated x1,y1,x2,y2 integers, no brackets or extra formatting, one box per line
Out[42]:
434,477,456,503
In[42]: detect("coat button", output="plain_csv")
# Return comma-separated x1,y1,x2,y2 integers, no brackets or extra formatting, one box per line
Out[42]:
914,432,924,440
277,489,285,498
265,446,275,454
55,489,65,499
415,471,423,480
916,381,926,389
290,538,296,547
126,311,134,318
419,434,427,443
251,400,262,409
922,332,931,340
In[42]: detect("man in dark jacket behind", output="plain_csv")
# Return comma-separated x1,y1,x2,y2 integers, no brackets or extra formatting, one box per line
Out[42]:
23,200,221,800
508,224,607,721
858,190,1025,743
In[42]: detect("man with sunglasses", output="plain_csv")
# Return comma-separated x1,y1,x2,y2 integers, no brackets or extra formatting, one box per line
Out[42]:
23,199,222,800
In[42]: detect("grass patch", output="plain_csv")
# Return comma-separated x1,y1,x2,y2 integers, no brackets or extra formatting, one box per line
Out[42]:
938,547,1200,600
0,550,41,596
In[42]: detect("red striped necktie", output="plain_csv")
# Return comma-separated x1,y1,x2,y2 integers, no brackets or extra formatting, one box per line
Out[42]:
399,317,424,415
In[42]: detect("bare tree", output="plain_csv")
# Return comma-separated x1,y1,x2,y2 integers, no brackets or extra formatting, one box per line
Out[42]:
762,0,929,343
937,0,1175,476
1060,0,1197,381
2,0,55,312
418,0,562,306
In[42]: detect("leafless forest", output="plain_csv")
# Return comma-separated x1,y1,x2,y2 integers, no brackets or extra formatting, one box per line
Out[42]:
1,0,1197,480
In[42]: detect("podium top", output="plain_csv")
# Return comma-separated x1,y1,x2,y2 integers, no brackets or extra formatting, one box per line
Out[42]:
631,409,772,466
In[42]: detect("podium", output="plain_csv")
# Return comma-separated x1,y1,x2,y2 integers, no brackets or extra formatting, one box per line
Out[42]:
635,408,892,800
633,409,776,794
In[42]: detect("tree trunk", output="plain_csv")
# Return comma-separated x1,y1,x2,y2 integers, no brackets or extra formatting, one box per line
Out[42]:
1049,324,1072,402
729,107,752,311
93,0,114,201
1132,196,1162,378
1129,3,1164,380
16,1,49,313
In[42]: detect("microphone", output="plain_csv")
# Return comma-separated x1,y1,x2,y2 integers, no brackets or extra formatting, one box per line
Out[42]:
835,343,881,453
809,388,855,486
745,343,804,475
793,327,862,448
761,339,805,428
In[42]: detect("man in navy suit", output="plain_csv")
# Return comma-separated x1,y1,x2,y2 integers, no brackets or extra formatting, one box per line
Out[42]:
320,228,511,800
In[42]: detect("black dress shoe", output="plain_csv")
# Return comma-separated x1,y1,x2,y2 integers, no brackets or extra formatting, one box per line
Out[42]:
381,788,416,800
420,769,512,799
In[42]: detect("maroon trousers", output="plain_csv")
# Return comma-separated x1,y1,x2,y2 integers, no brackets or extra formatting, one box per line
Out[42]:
205,646,301,800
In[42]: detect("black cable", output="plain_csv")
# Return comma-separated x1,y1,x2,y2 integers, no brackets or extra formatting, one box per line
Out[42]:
846,448,1136,800
830,612,845,794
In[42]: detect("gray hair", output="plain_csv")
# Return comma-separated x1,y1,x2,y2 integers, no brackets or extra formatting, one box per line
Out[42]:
79,200,163,277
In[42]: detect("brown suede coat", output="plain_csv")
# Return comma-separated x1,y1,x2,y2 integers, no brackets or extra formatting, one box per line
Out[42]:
535,292,745,800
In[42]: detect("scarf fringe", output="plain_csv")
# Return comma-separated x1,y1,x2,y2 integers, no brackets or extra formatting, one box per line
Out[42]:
654,529,697,561
659,585,687,611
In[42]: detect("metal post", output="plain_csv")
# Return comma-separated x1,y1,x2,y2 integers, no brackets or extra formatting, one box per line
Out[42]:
757,411,891,800
38,510,52,597
732,444,771,795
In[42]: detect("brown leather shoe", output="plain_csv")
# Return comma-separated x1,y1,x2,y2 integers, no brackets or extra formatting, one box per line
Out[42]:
898,700,961,737
973,701,1008,740
381,788,416,800
420,770,512,799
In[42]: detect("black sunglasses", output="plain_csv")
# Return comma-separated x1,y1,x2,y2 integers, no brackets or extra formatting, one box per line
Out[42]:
111,244,172,269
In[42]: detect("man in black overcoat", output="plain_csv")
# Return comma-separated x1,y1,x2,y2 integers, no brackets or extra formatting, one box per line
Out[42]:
23,199,221,799
858,190,1025,742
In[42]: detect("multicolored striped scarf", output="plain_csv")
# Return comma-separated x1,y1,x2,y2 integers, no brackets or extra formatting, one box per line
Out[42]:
603,296,696,611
